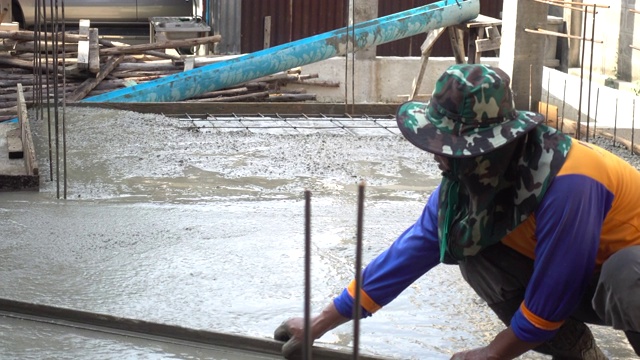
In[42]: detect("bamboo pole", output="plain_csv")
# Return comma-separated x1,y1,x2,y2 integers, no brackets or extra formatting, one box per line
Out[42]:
66,55,124,102
99,35,222,55
0,30,87,42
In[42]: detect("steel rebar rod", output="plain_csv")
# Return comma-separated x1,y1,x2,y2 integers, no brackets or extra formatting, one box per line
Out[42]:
613,97,618,147
304,190,312,360
561,79,567,133
353,182,365,360
61,0,67,199
576,5,588,140
632,99,636,155
585,4,596,142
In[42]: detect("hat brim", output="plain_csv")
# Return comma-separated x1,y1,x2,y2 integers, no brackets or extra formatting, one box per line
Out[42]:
396,101,544,158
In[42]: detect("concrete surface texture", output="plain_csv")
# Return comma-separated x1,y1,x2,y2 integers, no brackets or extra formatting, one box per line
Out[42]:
0,107,636,359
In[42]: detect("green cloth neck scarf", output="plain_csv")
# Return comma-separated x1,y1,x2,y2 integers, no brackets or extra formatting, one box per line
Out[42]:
438,124,572,264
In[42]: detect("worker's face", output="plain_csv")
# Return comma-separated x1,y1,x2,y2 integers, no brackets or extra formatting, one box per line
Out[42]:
433,155,477,179
434,155,451,173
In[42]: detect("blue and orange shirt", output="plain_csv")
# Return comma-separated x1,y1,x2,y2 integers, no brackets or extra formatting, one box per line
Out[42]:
333,138,640,343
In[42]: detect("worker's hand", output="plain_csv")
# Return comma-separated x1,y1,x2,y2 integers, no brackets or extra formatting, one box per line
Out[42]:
274,317,309,360
450,347,492,360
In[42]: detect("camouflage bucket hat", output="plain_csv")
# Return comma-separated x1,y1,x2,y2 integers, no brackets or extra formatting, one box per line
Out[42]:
396,64,544,158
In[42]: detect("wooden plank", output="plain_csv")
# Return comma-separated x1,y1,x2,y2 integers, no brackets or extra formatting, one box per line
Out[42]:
264,16,271,49
184,57,195,71
77,19,90,71
77,40,90,70
410,27,445,101
448,27,466,64
88,28,100,74
17,83,38,176
475,36,501,52
69,102,400,116
459,14,502,29
6,128,23,159
0,298,393,360
0,22,19,31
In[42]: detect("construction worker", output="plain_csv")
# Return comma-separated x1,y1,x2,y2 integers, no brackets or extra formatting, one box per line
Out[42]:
274,64,640,359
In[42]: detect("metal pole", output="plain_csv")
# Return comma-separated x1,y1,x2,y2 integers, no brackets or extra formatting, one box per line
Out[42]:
613,97,618,147
353,182,365,360
344,0,349,113
576,6,588,140
303,189,313,360
632,98,636,155
61,0,67,199
593,87,599,141
585,4,596,142
51,0,60,198
545,70,550,123
42,0,53,180
351,0,355,114
561,79,567,133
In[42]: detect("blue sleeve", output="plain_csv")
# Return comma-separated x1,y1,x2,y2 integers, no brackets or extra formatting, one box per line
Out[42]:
511,175,613,342
333,186,442,319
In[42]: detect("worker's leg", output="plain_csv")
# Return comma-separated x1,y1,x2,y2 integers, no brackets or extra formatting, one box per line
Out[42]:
592,245,640,355
459,242,606,359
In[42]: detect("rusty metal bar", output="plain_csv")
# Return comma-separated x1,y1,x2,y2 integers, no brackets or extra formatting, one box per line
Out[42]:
585,4,596,142
304,189,313,360
353,182,365,360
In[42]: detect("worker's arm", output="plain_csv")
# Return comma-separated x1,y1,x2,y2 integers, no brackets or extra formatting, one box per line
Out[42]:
510,175,607,343
451,327,541,359
275,186,442,358
274,302,350,359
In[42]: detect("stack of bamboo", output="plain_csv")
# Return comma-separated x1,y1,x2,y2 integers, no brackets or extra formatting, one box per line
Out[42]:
0,27,339,121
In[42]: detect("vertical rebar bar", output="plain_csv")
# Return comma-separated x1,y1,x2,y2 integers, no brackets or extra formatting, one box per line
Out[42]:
351,0,355,114
613,97,618,147
32,1,40,116
545,70,550,123
561,79,567,133
352,182,365,360
585,4,597,143
61,0,67,198
51,0,60,198
632,98,636,155
577,5,588,140
42,0,53,180
344,0,349,113
304,189,312,360
593,87,599,142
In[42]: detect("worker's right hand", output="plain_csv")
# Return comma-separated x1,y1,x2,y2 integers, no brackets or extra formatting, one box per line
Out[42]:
274,317,309,359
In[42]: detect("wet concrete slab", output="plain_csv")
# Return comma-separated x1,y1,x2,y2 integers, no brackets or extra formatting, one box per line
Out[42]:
0,107,636,359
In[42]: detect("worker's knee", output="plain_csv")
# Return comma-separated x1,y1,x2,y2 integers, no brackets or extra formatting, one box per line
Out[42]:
592,246,640,332
459,243,533,306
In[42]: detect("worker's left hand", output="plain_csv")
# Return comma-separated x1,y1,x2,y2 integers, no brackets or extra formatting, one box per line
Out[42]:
274,317,307,359
450,346,492,360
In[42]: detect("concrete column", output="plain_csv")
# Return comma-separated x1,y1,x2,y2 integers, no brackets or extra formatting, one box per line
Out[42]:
499,0,549,111
563,1,583,68
353,0,377,60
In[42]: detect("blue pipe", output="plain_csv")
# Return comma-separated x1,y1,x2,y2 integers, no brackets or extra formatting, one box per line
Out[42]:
83,0,479,103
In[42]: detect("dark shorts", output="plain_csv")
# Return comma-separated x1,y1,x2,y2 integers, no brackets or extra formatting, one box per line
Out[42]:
458,243,640,354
